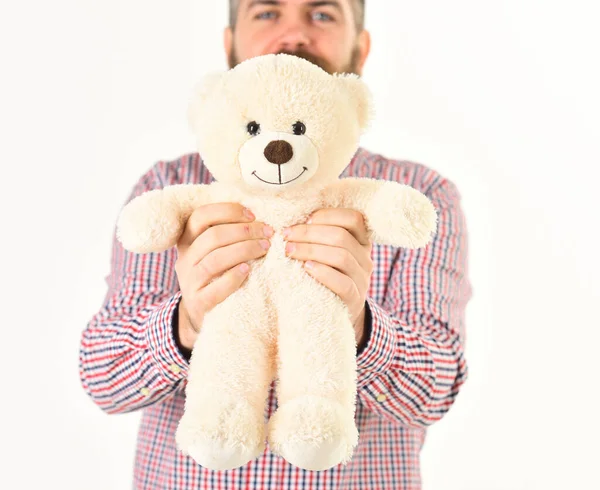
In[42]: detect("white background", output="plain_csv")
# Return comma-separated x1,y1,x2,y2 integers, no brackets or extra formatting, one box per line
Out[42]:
1,1,598,489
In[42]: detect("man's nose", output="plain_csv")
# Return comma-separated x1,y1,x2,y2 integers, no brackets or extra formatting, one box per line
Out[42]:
264,140,294,164
276,24,311,51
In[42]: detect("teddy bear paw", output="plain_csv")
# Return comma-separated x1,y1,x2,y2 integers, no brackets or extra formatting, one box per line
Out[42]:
116,189,183,253
175,399,266,470
267,395,358,471
367,182,437,248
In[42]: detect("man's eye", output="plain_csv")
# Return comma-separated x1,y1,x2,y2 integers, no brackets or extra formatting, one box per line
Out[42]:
255,11,277,20
312,11,334,22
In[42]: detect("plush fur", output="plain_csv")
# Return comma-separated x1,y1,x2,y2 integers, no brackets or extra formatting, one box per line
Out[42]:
116,54,437,471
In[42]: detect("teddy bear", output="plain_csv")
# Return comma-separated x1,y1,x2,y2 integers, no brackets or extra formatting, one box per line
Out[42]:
116,53,437,472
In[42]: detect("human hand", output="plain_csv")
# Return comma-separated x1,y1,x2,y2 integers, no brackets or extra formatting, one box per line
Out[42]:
174,203,273,350
282,208,373,347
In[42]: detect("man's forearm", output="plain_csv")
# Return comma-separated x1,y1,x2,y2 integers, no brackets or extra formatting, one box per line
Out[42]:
79,292,189,414
355,297,467,428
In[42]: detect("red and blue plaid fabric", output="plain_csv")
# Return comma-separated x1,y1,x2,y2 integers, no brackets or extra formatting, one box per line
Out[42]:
79,147,472,489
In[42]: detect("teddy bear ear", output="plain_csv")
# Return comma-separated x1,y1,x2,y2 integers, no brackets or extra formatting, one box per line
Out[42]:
334,73,374,131
187,71,226,133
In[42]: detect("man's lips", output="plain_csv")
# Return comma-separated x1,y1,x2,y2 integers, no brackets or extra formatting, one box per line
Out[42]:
252,167,308,185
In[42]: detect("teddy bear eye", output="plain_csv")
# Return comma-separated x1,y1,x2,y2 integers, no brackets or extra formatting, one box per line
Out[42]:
292,121,306,135
247,121,260,136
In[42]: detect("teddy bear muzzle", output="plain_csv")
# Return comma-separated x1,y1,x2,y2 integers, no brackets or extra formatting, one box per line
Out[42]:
239,130,319,189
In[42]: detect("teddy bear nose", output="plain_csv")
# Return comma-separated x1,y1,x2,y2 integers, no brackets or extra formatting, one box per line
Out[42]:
264,140,294,164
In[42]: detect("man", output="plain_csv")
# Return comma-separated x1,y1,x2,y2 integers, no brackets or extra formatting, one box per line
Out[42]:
79,1,473,489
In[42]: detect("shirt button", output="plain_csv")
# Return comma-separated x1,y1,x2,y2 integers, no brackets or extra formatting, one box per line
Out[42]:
170,363,181,375
140,387,150,397
376,393,387,402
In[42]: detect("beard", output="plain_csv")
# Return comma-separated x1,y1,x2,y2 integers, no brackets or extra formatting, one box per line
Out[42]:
228,44,362,76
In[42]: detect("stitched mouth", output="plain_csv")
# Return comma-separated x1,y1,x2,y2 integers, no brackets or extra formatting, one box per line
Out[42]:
252,167,308,185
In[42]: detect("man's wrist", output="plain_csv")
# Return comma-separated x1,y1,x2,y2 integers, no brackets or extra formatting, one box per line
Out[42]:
172,298,193,362
356,301,372,355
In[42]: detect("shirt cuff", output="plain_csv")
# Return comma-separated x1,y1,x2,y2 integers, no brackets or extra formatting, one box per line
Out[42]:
145,291,189,383
356,296,397,388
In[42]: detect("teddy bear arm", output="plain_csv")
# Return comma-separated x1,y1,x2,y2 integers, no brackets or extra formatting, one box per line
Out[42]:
324,178,438,249
116,183,213,253
165,183,216,216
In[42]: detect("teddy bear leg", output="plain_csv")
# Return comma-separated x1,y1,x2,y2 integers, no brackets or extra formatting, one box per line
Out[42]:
175,280,275,470
267,268,359,471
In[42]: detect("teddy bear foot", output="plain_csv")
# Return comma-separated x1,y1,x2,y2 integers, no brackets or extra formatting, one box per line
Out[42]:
175,399,266,470
267,395,358,471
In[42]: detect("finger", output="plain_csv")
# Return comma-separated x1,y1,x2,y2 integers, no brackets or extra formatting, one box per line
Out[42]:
189,221,273,265
193,238,269,290
302,260,361,309
286,242,368,293
285,224,372,272
195,263,250,314
177,202,255,252
308,208,370,246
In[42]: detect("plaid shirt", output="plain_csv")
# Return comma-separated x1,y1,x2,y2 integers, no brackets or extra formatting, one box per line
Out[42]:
79,147,472,490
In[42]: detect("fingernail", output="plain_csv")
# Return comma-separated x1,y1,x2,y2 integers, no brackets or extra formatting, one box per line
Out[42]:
259,239,271,250
244,208,255,220
238,263,249,274
282,227,291,238
306,215,313,224
263,225,274,238
304,260,314,269
285,242,295,254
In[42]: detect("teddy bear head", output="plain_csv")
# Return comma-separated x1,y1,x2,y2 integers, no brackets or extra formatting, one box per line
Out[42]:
187,53,373,196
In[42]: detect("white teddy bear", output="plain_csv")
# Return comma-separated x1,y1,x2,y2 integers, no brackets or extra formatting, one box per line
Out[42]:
116,53,437,472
